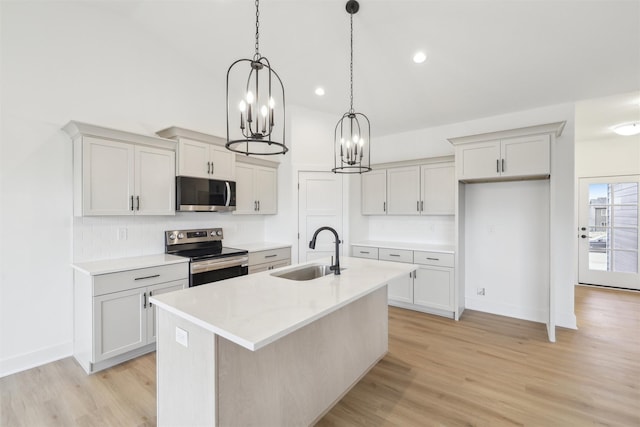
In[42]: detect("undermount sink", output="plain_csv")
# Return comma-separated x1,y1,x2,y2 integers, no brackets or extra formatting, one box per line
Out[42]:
270,263,346,281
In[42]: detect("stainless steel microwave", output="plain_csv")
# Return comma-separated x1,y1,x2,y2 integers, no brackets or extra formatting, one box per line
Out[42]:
176,176,236,212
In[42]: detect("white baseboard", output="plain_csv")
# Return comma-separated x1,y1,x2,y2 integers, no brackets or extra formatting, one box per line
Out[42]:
0,342,73,378
465,297,547,324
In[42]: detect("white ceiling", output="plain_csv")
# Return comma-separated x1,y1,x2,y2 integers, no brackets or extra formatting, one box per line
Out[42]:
95,0,639,137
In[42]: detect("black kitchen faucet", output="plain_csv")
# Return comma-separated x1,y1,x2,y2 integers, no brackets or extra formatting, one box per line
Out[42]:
308,227,341,275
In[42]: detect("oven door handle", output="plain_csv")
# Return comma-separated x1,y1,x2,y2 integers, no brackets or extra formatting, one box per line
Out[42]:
191,255,249,274
225,181,231,207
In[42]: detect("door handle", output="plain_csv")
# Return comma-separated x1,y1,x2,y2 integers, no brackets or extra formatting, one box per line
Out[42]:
143,292,147,309
420,200,424,211
257,200,260,211
225,181,231,206
207,161,210,174
149,291,153,307
497,159,500,173
136,195,140,211
417,201,420,212
581,235,587,239
383,201,386,212
502,158,505,173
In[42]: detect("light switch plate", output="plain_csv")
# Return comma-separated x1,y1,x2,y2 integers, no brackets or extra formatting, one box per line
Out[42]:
175,327,189,347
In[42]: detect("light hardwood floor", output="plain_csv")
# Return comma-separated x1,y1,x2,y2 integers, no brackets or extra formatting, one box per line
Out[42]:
2,285,639,426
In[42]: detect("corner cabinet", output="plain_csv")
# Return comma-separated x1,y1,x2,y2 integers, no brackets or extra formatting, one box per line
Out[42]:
73,258,189,374
156,126,236,181
361,158,455,216
63,121,176,217
234,158,278,215
352,243,456,318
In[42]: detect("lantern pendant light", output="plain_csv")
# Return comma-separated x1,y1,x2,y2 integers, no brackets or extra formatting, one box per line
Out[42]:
226,0,287,156
333,0,371,174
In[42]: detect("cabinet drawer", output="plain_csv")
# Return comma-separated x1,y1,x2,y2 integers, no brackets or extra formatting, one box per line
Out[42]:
379,248,413,263
413,251,454,268
248,247,291,266
93,263,189,296
352,246,378,259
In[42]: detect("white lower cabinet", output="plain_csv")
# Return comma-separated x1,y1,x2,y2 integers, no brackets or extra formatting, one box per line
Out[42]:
413,266,454,311
352,244,455,318
248,247,291,274
387,272,414,304
74,261,188,374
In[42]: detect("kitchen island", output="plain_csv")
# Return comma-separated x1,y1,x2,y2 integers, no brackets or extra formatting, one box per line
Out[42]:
150,256,416,426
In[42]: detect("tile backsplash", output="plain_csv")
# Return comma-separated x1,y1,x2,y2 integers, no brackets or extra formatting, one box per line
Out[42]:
368,215,454,245
73,213,265,262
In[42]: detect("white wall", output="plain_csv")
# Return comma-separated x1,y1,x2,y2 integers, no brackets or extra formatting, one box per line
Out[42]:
0,2,265,376
576,136,640,178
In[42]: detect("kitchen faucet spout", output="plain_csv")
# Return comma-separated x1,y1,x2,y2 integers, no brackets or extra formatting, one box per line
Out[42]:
308,227,341,275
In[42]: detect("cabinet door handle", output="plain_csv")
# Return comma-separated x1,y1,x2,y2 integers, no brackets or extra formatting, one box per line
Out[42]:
130,195,134,211
383,201,386,212
359,251,370,254
254,201,258,211
417,201,420,212
421,200,424,211
265,254,277,258
502,158,505,173
496,159,500,173
134,274,160,281
149,290,153,307
143,292,147,309
426,257,439,261
207,161,211,174
390,254,400,257
211,163,214,174
136,195,140,211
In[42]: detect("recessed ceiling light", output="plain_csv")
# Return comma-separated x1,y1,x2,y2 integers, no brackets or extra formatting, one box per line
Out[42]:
413,51,427,64
315,87,325,96
612,122,640,136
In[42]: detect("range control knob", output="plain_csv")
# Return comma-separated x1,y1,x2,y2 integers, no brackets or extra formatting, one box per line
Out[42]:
177,233,184,239
216,230,223,236
168,233,176,240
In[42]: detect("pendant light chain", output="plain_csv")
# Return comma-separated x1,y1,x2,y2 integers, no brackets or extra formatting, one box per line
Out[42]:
349,11,354,114
254,0,260,59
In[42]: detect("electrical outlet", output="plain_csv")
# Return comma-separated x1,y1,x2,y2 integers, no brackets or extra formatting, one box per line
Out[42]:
175,327,189,347
117,227,128,241
477,287,485,296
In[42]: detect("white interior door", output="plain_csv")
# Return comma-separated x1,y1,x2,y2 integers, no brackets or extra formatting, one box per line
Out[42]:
298,172,343,263
578,176,640,289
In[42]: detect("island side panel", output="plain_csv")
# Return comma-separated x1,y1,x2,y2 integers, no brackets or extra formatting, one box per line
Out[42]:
217,286,389,426
157,309,216,427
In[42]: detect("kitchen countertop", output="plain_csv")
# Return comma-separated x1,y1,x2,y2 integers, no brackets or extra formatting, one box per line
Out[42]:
150,256,416,351
352,240,455,253
233,242,292,252
71,254,189,276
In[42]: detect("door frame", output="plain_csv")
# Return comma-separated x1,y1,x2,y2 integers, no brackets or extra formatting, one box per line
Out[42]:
578,175,640,289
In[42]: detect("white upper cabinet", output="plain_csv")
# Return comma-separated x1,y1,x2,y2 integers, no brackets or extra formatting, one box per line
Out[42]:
387,166,421,215
421,163,455,215
453,132,553,182
156,127,235,181
177,138,235,180
361,169,387,215
361,161,455,216
234,159,278,215
135,145,176,215
64,121,176,217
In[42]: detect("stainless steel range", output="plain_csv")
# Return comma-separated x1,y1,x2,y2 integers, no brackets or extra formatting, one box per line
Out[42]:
165,228,248,287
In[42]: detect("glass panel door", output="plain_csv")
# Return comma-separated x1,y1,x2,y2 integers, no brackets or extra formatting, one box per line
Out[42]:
579,177,640,289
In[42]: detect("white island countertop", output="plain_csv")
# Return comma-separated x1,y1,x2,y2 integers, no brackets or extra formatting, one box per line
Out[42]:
353,240,455,253
150,256,416,351
71,253,189,276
